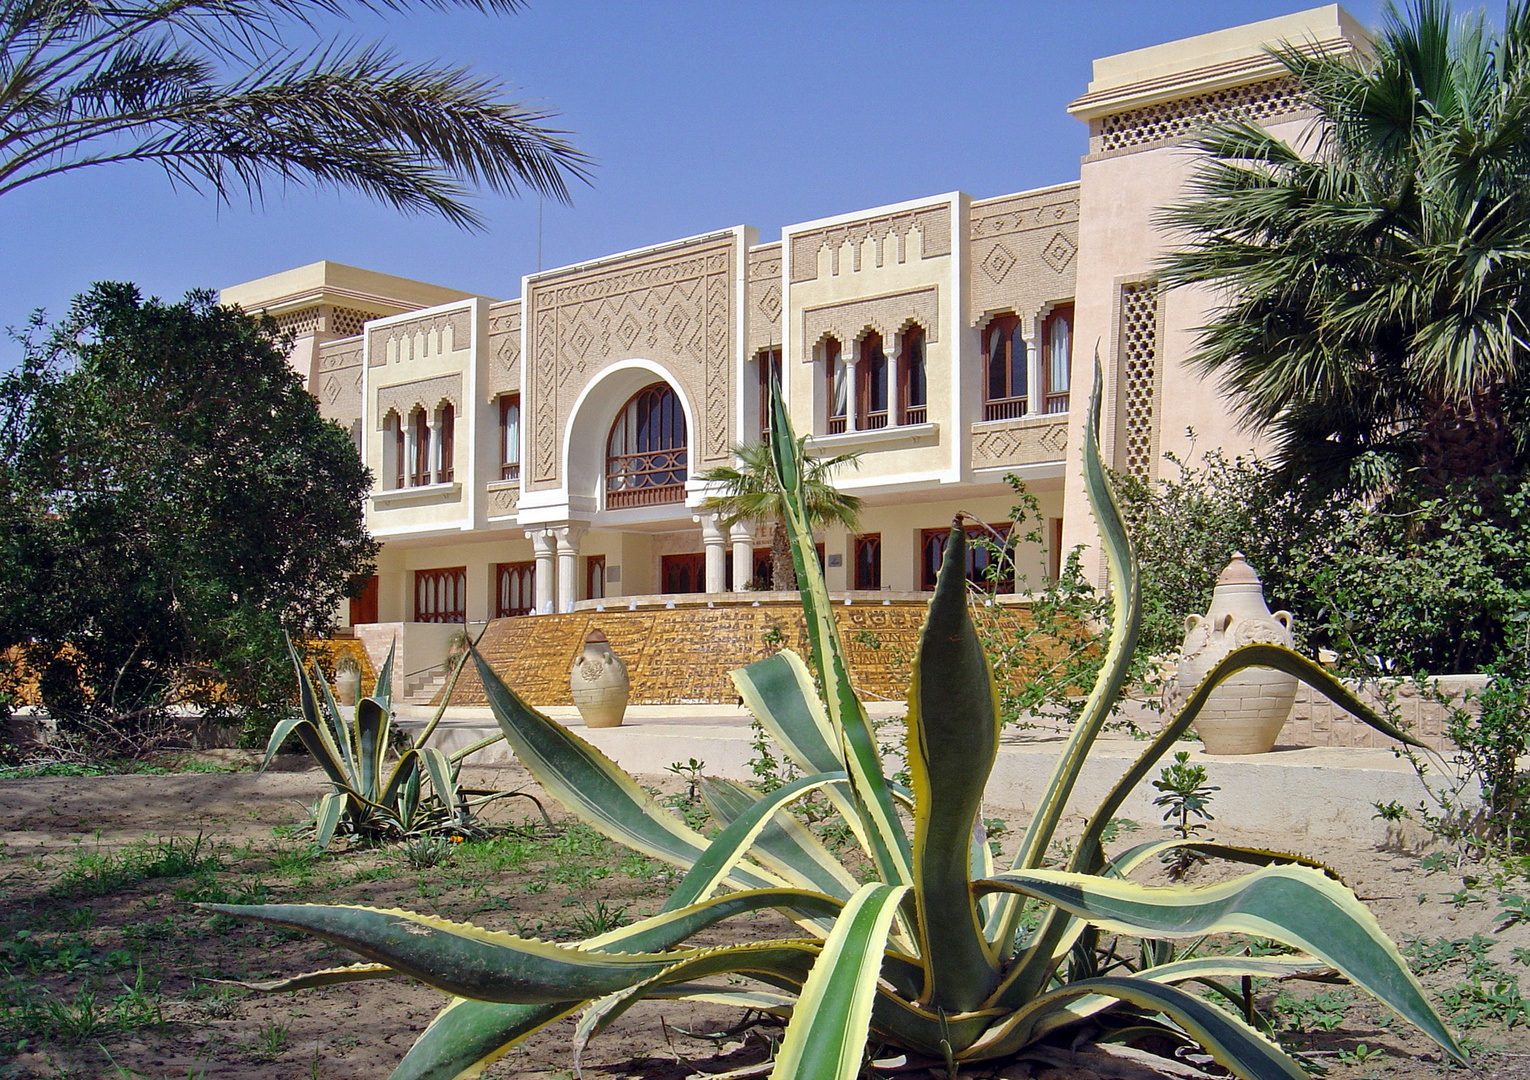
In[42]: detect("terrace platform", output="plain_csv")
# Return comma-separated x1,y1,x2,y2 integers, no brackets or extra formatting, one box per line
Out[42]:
396,701,1462,848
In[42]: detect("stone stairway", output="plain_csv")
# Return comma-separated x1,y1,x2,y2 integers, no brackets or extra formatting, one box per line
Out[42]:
403,669,450,706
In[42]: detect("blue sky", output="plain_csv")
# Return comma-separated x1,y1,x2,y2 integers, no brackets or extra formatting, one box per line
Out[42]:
0,0,1387,345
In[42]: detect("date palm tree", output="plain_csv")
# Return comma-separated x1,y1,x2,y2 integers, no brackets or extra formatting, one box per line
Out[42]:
1158,0,1530,494
699,436,860,590
0,0,591,227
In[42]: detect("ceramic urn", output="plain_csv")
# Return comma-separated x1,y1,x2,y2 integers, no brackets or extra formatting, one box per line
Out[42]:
570,629,630,729
1175,553,1297,755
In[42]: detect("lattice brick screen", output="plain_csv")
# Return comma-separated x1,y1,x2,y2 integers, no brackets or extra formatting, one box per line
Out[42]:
1118,282,1161,479
1099,78,1299,153
271,308,321,337
331,306,372,338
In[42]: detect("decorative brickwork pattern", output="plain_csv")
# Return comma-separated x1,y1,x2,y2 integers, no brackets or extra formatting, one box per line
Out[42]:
791,205,951,283
486,481,519,517
1095,77,1301,153
1117,282,1161,479
315,338,364,427
524,236,736,490
486,300,521,397
448,602,927,706
747,244,782,348
967,188,1080,329
970,417,1069,470
801,287,939,363
271,307,321,336
368,309,472,367
375,373,462,425
330,306,373,338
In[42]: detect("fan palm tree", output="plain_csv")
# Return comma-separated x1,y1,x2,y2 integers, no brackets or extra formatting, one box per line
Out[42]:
0,0,590,227
1158,0,1530,495
699,436,860,590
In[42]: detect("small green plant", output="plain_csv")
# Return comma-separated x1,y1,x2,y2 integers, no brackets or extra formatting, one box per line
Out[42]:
400,834,460,869
212,377,1463,1080
256,1018,290,1058
53,835,221,898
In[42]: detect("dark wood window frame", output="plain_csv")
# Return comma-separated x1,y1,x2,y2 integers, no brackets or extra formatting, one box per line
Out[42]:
391,412,406,489
494,561,534,618
824,338,846,434
438,403,455,484
919,524,1014,593
410,408,431,486
586,555,606,601
898,325,927,426
415,566,467,623
1043,303,1074,416
983,313,1028,422
499,393,521,481
757,348,782,437
857,333,889,430
853,533,882,590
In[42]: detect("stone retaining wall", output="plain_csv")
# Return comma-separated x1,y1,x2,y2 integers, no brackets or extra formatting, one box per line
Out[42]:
1282,674,1485,753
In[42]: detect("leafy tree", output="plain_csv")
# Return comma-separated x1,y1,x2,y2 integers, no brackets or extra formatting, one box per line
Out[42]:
0,0,590,226
0,283,378,745
698,437,860,590
1158,0,1530,495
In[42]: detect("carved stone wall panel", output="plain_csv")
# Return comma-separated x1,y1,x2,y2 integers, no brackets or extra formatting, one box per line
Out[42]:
968,188,1080,328
747,244,782,351
367,308,472,366
487,300,521,397
375,373,463,427
524,236,737,490
315,339,364,427
790,205,952,283
970,418,1070,469
800,287,938,362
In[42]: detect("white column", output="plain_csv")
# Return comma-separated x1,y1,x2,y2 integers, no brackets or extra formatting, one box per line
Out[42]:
844,358,860,431
1025,334,1042,416
531,530,556,615
698,514,727,594
886,338,902,423
427,414,443,483
730,522,755,593
555,527,584,613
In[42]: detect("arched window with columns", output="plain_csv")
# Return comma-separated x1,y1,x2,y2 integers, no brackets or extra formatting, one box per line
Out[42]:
606,382,687,508
983,313,1028,421
857,332,888,429
823,337,846,434
898,324,927,425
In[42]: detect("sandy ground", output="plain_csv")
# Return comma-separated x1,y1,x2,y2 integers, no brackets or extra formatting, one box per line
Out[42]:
2,762,1529,1079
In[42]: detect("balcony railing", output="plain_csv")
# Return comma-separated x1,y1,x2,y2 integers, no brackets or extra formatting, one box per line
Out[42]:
1043,393,1070,415
861,410,888,430
827,416,847,435
984,397,1028,422
902,405,927,425
607,449,687,509
500,462,520,482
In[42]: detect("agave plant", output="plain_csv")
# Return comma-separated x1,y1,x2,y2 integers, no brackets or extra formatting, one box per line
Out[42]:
264,642,506,847
214,373,1464,1080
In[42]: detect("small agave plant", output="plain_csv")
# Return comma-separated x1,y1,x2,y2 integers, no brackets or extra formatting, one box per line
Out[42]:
264,643,505,846
214,374,1465,1080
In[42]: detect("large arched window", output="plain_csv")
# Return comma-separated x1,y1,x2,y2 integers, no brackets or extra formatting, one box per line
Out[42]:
984,314,1028,421
857,333,888,429
606,383,687,508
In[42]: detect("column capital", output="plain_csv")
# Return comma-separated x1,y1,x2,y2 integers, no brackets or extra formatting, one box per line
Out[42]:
693,513,727,542
728,521,755,543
